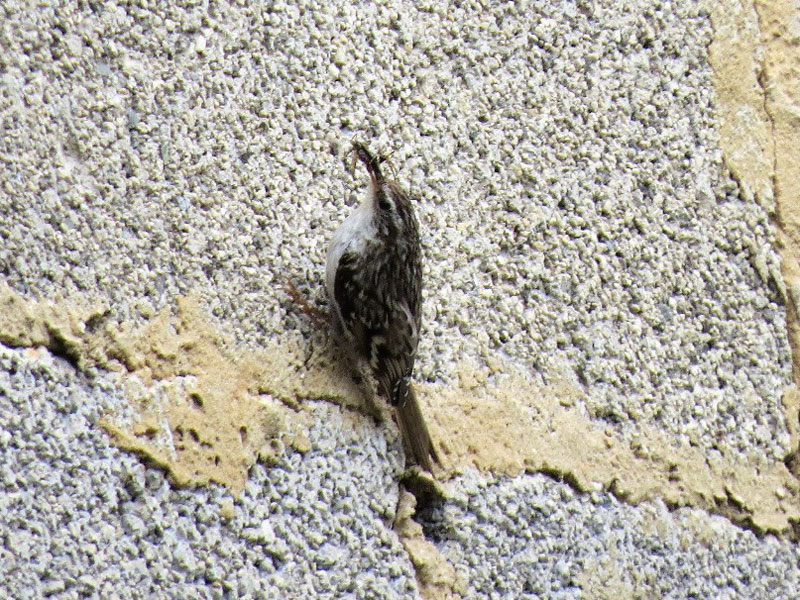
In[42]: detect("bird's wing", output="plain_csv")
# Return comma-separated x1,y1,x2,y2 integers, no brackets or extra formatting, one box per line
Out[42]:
333,250,419,399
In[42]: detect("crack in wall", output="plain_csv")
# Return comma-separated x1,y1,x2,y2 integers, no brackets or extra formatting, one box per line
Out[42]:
705,0,800,501
753,0,800,479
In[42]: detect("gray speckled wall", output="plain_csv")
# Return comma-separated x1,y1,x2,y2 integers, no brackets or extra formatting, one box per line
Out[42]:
2,1,799,598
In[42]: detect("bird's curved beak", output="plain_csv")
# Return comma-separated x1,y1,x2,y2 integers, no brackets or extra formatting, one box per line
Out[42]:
351,142,383,189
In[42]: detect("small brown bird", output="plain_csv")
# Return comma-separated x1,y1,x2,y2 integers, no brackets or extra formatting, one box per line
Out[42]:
325,142,440,472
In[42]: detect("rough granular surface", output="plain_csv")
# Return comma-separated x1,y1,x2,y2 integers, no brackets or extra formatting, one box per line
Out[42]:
0,346,418,599
425,471,800,599
3,345,800,599
0,1,790,461
0,0,796,598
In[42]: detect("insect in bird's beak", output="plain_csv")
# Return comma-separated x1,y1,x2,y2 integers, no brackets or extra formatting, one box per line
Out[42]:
350,141,383,189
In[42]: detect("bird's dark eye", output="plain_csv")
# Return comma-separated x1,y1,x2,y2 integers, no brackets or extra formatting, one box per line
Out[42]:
378,196,392,211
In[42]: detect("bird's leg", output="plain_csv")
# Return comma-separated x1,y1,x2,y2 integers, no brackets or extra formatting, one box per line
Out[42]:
283,280,328,330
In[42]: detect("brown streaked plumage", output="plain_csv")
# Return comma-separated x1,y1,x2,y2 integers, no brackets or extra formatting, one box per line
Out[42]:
325,142,440,472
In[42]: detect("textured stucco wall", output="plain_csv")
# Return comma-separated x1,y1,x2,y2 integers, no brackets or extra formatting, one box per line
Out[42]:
2,1,800,598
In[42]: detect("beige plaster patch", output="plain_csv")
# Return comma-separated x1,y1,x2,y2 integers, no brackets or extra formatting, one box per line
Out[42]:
706,0,800,507
395,488,466,600
754,0,800,223
95,300,323,495
0,282,464,593
0,283,368,495
423,362,800,534
751,0,800,390
3,281,800,534
706,0,775,207
707,0,800,478
0,281,107,367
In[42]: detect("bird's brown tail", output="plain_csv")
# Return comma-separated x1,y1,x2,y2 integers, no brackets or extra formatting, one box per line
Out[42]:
394,381,440,472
